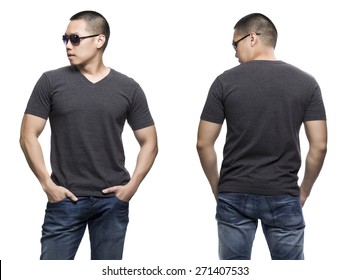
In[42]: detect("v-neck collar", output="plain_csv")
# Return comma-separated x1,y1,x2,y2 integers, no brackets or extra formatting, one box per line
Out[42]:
72,66,112,86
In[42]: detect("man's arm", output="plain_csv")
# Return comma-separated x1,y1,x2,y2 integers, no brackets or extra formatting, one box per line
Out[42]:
19,114,77,202
300,120,327,206
196,120,222,200
103,125,158,201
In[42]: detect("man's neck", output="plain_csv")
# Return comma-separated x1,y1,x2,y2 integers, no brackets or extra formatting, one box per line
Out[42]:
253,48,277,61
77,61,110,83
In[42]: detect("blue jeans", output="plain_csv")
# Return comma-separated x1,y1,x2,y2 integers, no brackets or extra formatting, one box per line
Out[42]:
40,196,129,260
216,192,305,260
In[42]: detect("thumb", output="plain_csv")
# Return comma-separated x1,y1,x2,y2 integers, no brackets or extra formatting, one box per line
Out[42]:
66,190,78,202
102,186,119,194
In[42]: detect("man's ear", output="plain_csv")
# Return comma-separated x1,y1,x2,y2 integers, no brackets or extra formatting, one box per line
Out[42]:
250,32,258,47
97,34,106,49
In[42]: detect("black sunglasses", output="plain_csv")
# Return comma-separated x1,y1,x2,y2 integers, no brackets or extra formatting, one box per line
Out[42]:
232,33,261,51
62,34,100,46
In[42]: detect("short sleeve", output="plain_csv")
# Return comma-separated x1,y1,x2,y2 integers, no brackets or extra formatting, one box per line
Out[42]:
200,77,225,124
24,74,52,120
127,84,154,131
303,82,326,122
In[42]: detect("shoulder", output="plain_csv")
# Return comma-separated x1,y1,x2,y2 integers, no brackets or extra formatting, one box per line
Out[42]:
212,64,250,88
281,62,320,93
275,61,317,81
41,66,78,82
216,62,257,81
108,69,140,87
106,69,147,98
43,66,75,76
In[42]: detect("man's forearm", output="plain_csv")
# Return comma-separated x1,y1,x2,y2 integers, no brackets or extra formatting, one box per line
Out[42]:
300,145,327,200
128,141,158,191
20,135,52,188
197,146,219,199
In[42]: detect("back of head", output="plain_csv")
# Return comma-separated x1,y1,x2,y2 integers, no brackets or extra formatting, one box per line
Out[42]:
234,13,278,49
70,10,110,52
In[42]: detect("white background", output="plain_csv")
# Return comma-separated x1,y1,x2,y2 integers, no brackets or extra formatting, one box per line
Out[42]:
1,0,348,279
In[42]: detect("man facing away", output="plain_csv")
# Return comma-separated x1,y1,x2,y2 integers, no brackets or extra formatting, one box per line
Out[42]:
20,10,158,260
196,13,327,260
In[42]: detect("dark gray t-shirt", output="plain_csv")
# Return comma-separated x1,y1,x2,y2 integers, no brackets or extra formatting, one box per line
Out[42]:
25,66,154,197
201,60,326,195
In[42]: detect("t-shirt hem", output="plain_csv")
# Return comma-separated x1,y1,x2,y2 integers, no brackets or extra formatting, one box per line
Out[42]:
218,185,300,196
303,115,327,122
200,114,224,124
24,109,48,120
130,120,155,131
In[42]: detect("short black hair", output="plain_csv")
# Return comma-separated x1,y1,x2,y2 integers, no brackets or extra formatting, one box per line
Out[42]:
234,13,278,48
70,10,110,52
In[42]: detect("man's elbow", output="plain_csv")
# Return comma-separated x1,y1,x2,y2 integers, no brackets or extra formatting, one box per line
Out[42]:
153,144,159,158
147,137,158,159
319,143,327,159
19,133,27,152
317,140,327,156
196,139,210,155
311,141,327,160
19,132,36,154
196,140,203,153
